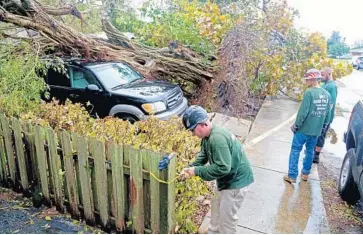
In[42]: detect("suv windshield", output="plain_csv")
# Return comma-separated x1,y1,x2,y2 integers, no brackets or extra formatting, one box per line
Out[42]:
88,63,142,89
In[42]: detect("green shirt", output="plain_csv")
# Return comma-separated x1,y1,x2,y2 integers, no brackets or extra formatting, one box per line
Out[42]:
322,80,338,123
295,87,331,136
191,125,254,191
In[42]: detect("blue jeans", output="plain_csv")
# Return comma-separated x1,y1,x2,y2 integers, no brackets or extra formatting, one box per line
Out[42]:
288,133,318,179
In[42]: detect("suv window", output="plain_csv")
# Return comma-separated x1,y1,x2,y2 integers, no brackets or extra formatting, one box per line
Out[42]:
70,67,100,89
47,68,71,87
88,63,142,89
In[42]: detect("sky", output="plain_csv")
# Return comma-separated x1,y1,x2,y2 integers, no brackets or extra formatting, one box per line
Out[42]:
287,0,363,45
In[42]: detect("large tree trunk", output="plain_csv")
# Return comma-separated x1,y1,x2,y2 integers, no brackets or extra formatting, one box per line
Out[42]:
0,0,214,94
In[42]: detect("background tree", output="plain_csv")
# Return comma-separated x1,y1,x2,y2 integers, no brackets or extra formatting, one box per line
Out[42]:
352,39,363,49
327,31,350,57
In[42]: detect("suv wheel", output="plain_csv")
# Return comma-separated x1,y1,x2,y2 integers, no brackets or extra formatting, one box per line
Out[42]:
116,114,139,124
338,149,360,204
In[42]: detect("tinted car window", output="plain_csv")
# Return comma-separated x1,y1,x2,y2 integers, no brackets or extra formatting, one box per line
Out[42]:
47,68,70,87
70,67,100,89
88,63,142,89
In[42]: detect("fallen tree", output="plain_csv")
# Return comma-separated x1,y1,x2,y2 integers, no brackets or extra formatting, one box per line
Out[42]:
0,0,214,95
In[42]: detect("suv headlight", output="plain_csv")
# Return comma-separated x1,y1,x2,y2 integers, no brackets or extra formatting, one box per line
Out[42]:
142,101,166,114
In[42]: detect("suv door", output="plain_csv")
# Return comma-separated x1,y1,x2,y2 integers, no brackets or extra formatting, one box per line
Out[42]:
46,67,72,103
68,66,108,117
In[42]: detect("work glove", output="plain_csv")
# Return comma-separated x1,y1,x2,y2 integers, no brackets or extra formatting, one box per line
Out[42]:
290,124,298,134
158,155,170,171
321,124,329,135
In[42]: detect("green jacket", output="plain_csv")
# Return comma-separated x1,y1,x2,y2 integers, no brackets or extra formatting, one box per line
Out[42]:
190,125,254,191
295,87,331,136
322,80,338,123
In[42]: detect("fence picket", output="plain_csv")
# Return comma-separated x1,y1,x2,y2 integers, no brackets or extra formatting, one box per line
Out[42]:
22,122,38,184
149,151,162,234
59,131,80,217
167,155,177,233
105,141,115,220
34,125,50,204
89,139,109,229
0,138,4,182
0,133,8,183
72,133,95,224
0,114,16,183
45,128,64,212
160,153,177,234
128,146,144,233
11,117,29,192
109,142,125,231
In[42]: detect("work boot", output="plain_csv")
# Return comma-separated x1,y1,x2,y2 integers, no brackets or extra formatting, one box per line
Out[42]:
301,174,309,181
313,154,320,164
283,175,296,183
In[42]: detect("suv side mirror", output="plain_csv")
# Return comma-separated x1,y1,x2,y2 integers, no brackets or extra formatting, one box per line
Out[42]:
86,84,101,91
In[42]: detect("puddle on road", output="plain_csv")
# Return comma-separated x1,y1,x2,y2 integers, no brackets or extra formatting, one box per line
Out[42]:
335,104,351,118
326,128,338,145
324,118,347,160
274,181,311,233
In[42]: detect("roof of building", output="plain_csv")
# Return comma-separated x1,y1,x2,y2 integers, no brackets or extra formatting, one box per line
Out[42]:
350,48,363,53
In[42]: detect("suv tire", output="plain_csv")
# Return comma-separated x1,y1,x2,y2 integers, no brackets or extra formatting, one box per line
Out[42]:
338,149,360,204
115,114,139,124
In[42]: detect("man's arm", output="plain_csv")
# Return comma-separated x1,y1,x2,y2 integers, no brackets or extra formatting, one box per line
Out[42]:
324,94,332,126
189,151,208,167
294,91,311,129
189,140,208,167
194,137,232,181
326,85,337,109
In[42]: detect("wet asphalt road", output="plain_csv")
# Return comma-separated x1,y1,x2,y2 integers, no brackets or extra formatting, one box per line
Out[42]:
322,70,363,176
0,188,102,234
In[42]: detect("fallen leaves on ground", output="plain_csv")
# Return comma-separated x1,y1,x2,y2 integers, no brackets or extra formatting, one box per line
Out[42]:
38,207,60,219
318,162,363,233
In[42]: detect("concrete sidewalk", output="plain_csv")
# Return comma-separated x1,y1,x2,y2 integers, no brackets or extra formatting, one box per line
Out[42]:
199,96,330,234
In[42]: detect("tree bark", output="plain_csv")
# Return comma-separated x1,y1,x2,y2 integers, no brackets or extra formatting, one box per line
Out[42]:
0,0,214,93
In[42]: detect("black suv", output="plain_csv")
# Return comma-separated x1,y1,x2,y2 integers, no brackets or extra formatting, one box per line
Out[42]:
339,100,363,204
43,60,188,122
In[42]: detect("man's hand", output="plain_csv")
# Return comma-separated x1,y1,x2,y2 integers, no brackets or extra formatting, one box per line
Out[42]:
182,167,195,178
290,124,298,133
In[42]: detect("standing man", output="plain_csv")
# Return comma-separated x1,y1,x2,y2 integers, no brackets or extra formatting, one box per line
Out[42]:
313,67,338,163
284,69,331,183
181,105,254,234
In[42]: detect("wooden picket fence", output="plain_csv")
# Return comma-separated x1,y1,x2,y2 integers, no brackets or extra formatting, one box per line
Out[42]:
0,113,176,233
